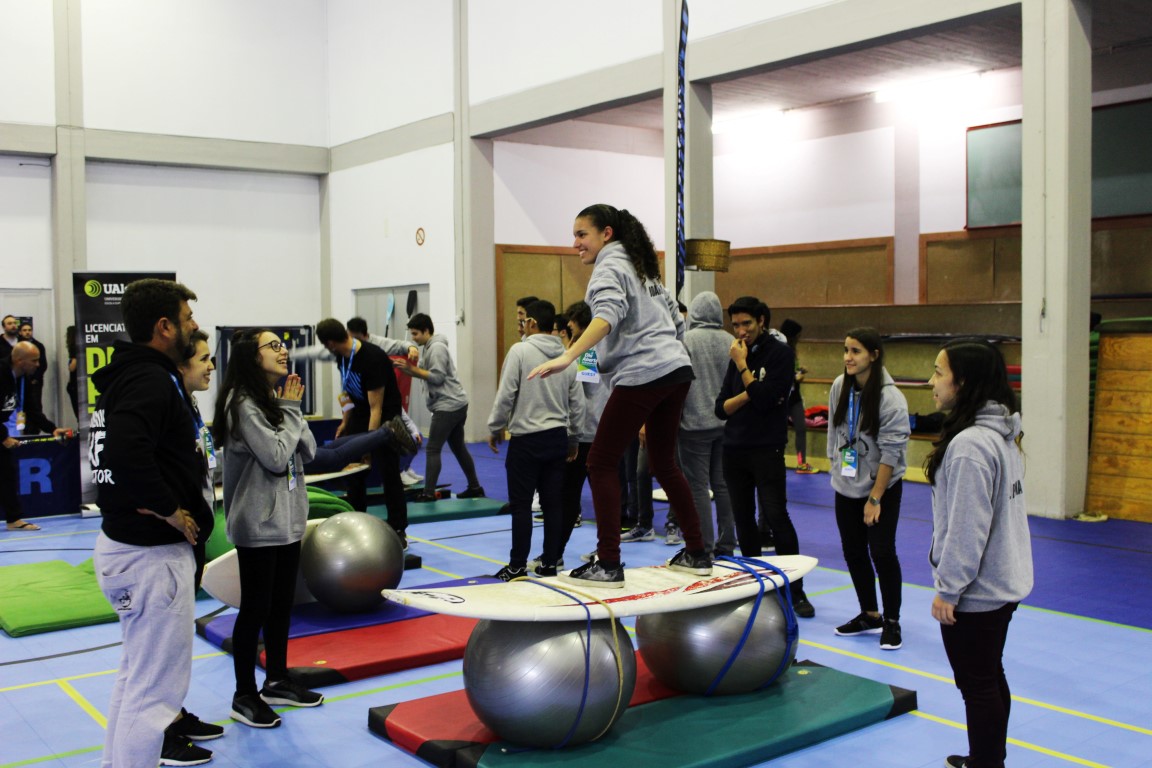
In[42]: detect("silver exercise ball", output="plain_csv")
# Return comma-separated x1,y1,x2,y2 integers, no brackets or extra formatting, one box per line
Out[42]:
463,619,636,747
300,511,403,612
636,595,796,694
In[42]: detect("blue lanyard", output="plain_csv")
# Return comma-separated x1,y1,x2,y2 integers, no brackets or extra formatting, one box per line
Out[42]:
338,339,358,391
847,388,860,444
169,373,200,439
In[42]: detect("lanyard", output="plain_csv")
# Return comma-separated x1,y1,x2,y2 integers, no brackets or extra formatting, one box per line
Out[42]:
847,387,860,444
169,373,200,440
338,339,358,391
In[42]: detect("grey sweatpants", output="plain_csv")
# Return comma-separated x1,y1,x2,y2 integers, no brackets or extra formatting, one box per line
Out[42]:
95,533,195,768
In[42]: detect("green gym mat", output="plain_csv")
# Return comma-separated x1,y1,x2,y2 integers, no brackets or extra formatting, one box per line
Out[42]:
383,496,508,525
205,488,357,562
0,559,117,637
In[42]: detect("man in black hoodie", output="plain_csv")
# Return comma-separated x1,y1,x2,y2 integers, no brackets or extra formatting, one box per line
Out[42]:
714,296,814,618
90,279,219,767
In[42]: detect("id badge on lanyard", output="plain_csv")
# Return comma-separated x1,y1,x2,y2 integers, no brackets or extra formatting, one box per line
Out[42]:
576,349,601,383
287,459,298,491
840,388,860,478
200,426,217,470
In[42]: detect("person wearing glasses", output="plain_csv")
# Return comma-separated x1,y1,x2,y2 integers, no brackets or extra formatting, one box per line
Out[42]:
213,328,324,729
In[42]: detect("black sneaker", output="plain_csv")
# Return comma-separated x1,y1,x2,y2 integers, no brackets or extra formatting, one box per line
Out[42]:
168,708,223,741
528,554,564,571
579,549,596,563
412,492,437,503
835,612,884,636
792,592,816,619
456,486,486,499
666,548,712,576
944,757,969,768
492,565,527,582
397,531,408,552
560,557,625,589
230,693,281,729
160,733,213,766
880,619,903,650
260,679,324,708
573,516,583,528
531,563,557,578
761,536,776,552
386,416,418,456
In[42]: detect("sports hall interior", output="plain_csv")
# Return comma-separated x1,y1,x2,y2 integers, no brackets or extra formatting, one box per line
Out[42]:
2,2,1152,767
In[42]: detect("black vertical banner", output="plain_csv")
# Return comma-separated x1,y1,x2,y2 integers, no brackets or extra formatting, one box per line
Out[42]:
73,272,176,505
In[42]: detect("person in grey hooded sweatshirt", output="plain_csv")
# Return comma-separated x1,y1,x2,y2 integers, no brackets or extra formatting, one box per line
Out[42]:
398,313,485,501
827,328,910,652
926,340,1032,768
487,299,585,580
676,291,736,556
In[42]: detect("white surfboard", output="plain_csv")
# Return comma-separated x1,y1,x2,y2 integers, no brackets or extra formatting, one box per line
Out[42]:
201,518,324,609
380,555,817,622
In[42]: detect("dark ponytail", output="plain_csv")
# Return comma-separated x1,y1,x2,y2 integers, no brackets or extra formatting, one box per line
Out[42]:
578,204,661,281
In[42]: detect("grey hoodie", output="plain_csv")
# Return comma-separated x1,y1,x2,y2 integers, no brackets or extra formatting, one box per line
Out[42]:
930,402,1033,612
826,369,910,498
586,241,690,388
222,394,317,548
418,333,469,412
487,333,585,443
680,292,732,435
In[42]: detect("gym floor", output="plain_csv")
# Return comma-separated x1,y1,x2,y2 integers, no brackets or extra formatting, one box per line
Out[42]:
2,442,1150,768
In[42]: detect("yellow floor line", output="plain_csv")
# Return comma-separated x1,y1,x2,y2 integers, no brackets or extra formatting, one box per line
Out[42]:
57,679,106,728
419,564,463,579
407,535,503,565
803,639,1152,736
911,711,1114,767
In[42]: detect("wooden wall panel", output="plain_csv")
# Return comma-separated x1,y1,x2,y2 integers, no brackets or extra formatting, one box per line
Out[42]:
1092,223,1152,297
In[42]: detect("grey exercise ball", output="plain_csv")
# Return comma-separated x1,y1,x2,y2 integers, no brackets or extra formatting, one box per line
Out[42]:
636,595,796,694
300,511,403,612
463,619,636,747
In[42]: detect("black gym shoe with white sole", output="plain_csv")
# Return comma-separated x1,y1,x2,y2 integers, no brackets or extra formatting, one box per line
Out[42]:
665,548,712,576
944,756,969,768
159,733,213,766
792,592,816,618
531,563,557,577
230,693,281,729
528,554,564,571
880,619,903,650
260,679,324,708
491,565,527,582
560,557,625,589
167,708,223,741
386,416,419,456
456,485,486,499
620,526,655,542
835,612,884,636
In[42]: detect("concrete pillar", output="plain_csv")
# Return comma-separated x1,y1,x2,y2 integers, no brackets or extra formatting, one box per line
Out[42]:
1020,0,1092,518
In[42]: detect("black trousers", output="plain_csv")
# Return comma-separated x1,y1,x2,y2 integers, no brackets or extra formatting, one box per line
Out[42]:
834,480,903,620
505,428,568,567
723,445,804,595
344,440,408,533
0,447,22,524
233,541,302,695
560,441,592,554
940,602,1019,768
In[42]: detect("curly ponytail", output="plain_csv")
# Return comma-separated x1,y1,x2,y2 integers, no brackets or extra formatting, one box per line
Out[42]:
578,204,661,281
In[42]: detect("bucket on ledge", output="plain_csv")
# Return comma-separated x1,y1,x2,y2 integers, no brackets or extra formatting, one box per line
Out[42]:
685,238,731,272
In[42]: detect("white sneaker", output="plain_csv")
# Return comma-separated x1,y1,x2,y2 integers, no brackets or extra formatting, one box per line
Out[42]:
400,469,422,486
531,491,542,512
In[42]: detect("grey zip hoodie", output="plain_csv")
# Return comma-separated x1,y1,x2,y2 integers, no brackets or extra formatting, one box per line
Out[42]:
222,394,317,548
681,292,732,435
586,241,689,388
826,369,910,498
487,333,585,444
930,402,1033,612
418,333,469,412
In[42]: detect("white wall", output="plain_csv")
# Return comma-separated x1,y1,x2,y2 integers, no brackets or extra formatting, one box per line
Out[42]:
0,155,53,287
0,0,55,126
327,143,457,350
494,141,665,248
468,0,662,105
81,0,328,146
85,162,323,419
689,0,846,41
328,0,454,146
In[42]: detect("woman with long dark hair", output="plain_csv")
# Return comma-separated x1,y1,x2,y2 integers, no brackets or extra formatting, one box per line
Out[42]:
213,329,323,730
927,340,1032,768
827,327,910,650
529,204,709,588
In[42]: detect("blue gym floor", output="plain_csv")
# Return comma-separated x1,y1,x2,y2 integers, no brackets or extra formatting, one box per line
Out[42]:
2,442,1151,768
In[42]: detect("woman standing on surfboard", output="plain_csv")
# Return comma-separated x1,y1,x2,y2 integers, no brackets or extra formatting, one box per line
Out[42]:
529,204,711,588
213,329,324,729
926,340,1032,768
827,328,910,651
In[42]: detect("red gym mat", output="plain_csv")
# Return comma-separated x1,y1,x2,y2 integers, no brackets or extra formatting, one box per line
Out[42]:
367,654,681,763
275,612,478,687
